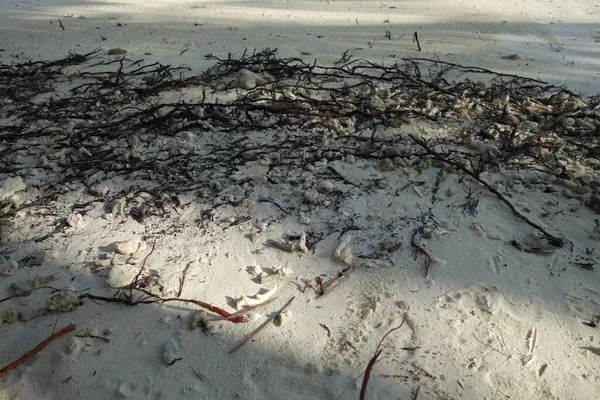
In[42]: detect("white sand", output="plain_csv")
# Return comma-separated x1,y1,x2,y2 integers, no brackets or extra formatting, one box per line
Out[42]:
1,1,600,399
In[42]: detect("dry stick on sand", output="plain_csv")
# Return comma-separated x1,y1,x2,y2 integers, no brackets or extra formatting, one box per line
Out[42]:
0,284,69,304
318,264,364,298
203,296,279,322
177,261,193,297
229,296,296,355
409,134,565,248
414,32,422,52
159,297,249,323
315,276,325,295
360,320,405,400
2,280,247,323
0,323,76,378
411,227,433,277
80,290,248,323
125,238,157,290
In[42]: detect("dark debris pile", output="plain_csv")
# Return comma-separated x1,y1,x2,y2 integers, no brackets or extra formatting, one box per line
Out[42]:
1,48,599,235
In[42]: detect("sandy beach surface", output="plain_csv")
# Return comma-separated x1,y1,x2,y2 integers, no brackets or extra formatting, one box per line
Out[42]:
1,1,600,399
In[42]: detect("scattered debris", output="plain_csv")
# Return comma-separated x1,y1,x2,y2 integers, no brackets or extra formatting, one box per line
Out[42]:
257,267,293,285
271,232,309,253
47,291,81,313
235,286,278,310
334,233,354,265
0,306,18,326
66,213,84,228
0,45,598,398
510,235,556,255
190,310,218,333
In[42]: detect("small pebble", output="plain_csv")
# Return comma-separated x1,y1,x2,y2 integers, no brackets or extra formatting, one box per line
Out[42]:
19,307,49,322
253,221,268,232
10,282,31,297
383,146,400,157
303,189,318,203
43,249,60,262
115,240,140,255
162,338,180,365
317,180,335,193
66,213,84,228
298,215,311,225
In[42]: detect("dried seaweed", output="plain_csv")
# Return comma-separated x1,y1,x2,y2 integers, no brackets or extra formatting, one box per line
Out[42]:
2,48,595,243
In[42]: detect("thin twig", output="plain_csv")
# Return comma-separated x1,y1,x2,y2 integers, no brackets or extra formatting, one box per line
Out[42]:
203,296,278,322
405,57,548,84
411,227,433,277
79,291,248,323
472,333,511,358
125,238,157,289
414,32,421,51
75,334,110,343
0,323,76,377
229,296,296,354
159,297,248,323
360,320,405,400
319,264,364,298
315,276,325,295
177,261,193,297
409,134,565,247
412,385,421,400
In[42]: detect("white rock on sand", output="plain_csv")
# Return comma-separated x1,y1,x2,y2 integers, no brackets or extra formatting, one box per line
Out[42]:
106,265,137,288
0,177,26,201
115,240,141,255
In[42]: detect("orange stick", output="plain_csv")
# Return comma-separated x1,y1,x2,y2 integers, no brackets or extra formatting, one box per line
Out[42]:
0,323,76,378
160,298,248,323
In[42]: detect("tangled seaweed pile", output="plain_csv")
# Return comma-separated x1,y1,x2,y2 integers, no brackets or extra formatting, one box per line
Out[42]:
1,48,600,244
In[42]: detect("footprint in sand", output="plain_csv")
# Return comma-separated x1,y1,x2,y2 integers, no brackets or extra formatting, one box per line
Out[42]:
437,285,504,315
437,291,463,309
488,253,506,275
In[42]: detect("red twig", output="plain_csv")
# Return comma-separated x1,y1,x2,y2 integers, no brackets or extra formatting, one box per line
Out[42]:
126,238,156,289
387,242,402,253
0,323,76,378
79,292,248,323
412,243,432,277
203,296,278,321
315,276,325,295
411,227,432,277
360,320,405,400
160,297,248,323
177,262,192,297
